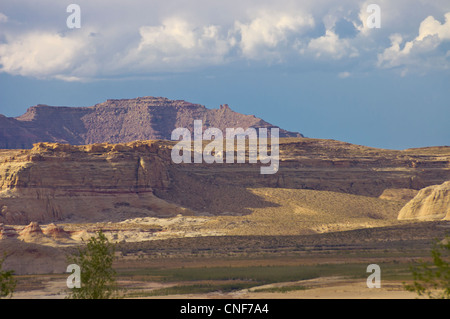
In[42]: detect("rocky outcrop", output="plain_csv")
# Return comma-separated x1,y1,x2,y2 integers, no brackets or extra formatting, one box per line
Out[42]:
0,141,194,224
0,97,303,149
0,138,449,224
0,223,18,239
398,181,450,220
42,223,71,240
19,221,43,238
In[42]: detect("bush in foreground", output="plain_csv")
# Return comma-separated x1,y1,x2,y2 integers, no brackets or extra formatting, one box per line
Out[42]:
67,231,120,299
404,236,449,299
0,253,16,299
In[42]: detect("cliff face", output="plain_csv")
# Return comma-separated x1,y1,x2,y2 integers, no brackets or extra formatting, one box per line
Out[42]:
0,97,302,149
397,181,450,220
1,138,449,224
0,141,195,224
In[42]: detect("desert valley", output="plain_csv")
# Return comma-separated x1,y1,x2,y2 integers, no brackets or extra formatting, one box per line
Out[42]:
0,97,449,299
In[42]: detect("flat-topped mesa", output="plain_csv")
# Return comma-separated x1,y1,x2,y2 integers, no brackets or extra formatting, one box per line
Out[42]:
95,96,203,109
16,104,89,122
0,138,449,224
0,97,302,149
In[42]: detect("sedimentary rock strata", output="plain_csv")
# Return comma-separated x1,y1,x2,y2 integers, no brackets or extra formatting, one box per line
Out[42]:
398,181,450,220
0,138,449,224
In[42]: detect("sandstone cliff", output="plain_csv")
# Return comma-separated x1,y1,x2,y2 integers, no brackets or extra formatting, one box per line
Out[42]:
397,181,450,220
0,138,449,224
0,97,302,149
0,141,194,224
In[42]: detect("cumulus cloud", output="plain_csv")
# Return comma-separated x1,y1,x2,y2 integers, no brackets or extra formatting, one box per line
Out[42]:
126,11,315,70
0,1,449,80
0,31,92,80
378,12,450,70
125,18,232,71
417,13,450,41
306,30,359,59
233,10,314,60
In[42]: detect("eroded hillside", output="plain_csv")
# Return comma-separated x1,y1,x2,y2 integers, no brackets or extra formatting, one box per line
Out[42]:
0,138,449,225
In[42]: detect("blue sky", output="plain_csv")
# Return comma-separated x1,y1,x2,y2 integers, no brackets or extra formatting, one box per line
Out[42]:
0,0,449,149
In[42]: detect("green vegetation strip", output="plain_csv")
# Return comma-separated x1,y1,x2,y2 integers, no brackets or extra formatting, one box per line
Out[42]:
119,262,414,296
252,285,309,293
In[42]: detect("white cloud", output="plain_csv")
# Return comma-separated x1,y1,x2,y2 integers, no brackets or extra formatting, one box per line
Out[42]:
121,18,232,72
233,10,314,59
0,31,91,79
139,19,197,51
306,29,359,59
377,34,406,67
378,12,450,70
0,1,449,80
417,13,450,41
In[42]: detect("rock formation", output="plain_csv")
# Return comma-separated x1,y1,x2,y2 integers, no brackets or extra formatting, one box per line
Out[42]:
0,223,18,239
398,181,450,220
0,97,302,149
42,223,71,240
19,221,44,238
0,138,449,224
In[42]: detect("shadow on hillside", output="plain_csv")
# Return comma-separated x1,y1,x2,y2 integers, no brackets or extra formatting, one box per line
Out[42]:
155,168,281,216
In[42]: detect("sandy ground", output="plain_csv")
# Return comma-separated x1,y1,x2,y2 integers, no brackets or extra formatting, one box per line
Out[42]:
243,278,419,299
2,187,410,249
10,276,419,299
146,277,419,299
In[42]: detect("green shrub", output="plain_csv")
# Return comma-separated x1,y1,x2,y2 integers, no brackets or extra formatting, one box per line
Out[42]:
0,253,16,299
404,236,449,299
67,231,120,299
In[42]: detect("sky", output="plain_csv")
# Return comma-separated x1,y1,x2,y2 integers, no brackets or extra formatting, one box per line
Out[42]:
0,0,449,150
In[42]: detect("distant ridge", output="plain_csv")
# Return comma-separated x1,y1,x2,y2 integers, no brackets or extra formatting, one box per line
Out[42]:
0,96,303,149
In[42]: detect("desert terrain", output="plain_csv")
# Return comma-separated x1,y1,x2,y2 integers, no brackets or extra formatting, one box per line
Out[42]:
7,220,449,299
0,115,449,299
